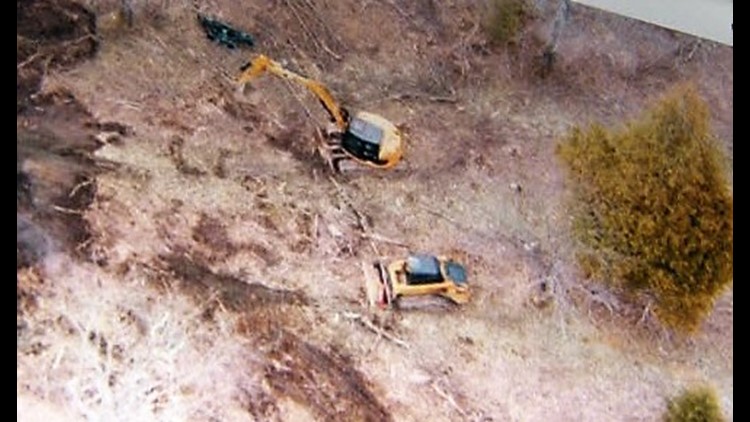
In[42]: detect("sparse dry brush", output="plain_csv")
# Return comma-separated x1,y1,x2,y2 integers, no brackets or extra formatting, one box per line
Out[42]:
664,385,725,422
557,84,733,333
482,0,535,45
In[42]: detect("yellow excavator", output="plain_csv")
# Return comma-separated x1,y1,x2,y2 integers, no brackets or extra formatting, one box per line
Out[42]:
237,54,405,171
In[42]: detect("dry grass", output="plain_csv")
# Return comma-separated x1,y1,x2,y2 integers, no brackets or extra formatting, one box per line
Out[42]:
17,256,258,421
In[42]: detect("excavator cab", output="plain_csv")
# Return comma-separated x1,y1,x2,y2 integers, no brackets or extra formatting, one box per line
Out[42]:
342,115,385,165
237,54,404,171
339,111,404,168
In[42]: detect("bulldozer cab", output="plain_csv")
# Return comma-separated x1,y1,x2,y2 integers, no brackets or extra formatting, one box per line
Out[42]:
405,255,444,285
404,254,468,286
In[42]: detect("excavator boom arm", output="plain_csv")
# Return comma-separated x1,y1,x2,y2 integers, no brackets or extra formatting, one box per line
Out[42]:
238,54,348,129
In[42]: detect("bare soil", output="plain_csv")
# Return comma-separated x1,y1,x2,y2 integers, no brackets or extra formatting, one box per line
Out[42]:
17,0,732,421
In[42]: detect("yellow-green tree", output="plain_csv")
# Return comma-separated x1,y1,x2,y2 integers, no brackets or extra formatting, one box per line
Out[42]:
558,84,733,333
664,386,725,422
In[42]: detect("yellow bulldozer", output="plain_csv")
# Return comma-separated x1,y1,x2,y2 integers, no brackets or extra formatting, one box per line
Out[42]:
368,254,471,309
237,54,405,172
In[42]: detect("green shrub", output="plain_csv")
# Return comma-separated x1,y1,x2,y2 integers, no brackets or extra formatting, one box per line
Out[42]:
664,386,725,422
482,0,534,45
557,84,733,333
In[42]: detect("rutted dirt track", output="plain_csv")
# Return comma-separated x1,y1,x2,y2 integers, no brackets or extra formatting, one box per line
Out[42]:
17,0,732,421
163,252,392,422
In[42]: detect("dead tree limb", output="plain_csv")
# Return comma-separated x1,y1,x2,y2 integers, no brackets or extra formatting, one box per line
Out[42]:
285,0,342,60
431,380,468,417
422,207,461,226
383,0,411,21
360,232,409,248
329,176,381,255
342,311,410,348
285,0,323,51
298,0,346,49
390,92,458,104
53,205,84,215
17,52,42,70
637,301,654,326
69,178,94,198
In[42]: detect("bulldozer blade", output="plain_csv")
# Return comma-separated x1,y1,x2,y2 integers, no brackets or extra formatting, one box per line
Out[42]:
363,261,382,308
364,261,392,308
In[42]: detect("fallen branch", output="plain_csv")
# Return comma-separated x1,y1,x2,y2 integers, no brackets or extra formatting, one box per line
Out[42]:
319,40,344,61
360,232,409,248
17,51,43,70
637,301,653,326
114,100,144,111
285,0,342,60
431,380,468,417
56,33,97,51
299,0,346,48
383,0,411,21
285,0,322,50
312,212,320,241
69,178,94,198
52,205,84,215
329,176,379,255
75,237,94,252
571,284,620,316
422,207,460,226
390,92,458,104
341,311,409,349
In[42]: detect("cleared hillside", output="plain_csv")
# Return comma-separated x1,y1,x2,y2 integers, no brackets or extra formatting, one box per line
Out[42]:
18,0,732,421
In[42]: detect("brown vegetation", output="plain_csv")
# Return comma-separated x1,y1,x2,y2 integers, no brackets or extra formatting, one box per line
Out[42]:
558,84,733,333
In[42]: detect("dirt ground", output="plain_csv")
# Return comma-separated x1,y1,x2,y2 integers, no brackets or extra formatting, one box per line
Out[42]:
17,0,732,421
